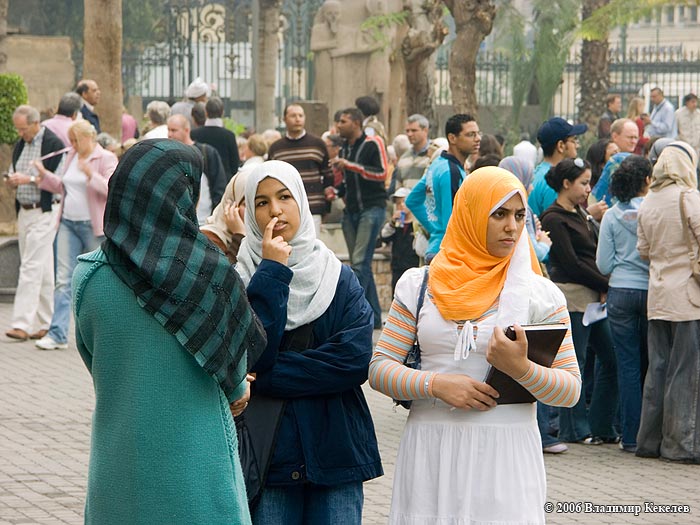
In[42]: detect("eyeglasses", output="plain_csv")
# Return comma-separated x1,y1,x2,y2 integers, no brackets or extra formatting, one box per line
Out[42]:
464,131,483,139
565,137,580,145
574,157,585,168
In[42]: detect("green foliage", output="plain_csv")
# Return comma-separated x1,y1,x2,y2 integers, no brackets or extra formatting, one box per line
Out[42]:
0,75,28,145
7,0,167,53
360,10,410,49
532,0,579,119
223,117,246,136
494,3,535,130
579,0,693,40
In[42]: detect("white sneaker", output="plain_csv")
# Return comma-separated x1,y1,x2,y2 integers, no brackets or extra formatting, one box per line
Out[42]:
35,335,68,350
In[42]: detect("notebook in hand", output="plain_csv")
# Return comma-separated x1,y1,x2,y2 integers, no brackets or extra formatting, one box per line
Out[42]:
484,323,568,405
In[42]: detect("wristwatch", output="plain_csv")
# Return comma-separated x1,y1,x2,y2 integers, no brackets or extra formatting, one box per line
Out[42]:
29,175,36,184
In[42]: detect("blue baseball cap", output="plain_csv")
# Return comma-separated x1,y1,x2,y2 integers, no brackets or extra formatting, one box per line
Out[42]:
537,117,588,148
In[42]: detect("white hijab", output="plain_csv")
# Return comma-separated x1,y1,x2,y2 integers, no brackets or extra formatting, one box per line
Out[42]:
236,160,342,330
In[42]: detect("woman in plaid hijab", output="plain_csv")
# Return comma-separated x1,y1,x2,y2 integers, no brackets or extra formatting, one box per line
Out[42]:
73,139,266,524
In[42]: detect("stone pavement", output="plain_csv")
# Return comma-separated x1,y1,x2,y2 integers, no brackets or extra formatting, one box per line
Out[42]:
1,301,699,524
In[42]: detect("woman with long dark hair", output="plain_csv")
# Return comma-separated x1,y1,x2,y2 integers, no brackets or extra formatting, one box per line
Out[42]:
541,158,618,445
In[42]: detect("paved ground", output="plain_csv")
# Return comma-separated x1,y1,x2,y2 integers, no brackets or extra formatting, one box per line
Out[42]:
1,301,699,524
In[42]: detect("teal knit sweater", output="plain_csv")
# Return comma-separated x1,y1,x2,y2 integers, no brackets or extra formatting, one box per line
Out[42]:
72,249,250,525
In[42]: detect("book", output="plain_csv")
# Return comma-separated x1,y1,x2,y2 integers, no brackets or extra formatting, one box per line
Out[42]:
484,323,568,405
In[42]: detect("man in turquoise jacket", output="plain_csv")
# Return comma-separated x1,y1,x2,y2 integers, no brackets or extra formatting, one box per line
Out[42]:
406,114,480,261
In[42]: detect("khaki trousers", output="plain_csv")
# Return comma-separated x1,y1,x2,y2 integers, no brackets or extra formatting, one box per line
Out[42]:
12,205,58,332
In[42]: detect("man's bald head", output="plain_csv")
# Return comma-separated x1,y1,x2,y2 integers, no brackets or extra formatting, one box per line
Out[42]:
167,114,192,144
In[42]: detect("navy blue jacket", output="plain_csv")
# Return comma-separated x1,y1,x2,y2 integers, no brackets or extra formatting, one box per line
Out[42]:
247,259,383,486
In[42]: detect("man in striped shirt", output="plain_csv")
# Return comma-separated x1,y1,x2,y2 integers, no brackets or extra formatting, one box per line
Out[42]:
267,104,334,236
5,105,65,341
334,107,388,329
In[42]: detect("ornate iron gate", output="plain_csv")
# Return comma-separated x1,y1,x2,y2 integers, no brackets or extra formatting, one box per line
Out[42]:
116,0,323,128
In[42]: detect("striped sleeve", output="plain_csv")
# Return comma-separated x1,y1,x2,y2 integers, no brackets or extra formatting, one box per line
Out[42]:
514,305,581,407
368,297,435,401
344,135,387,182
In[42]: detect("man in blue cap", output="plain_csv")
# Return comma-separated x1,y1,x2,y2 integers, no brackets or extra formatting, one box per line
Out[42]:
528,117,587,217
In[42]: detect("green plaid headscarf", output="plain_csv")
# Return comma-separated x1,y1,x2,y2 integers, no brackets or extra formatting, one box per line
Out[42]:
101,139,266,401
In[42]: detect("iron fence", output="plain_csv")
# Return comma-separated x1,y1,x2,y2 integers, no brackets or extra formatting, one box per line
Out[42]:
77,1,700,130
436,46,700,122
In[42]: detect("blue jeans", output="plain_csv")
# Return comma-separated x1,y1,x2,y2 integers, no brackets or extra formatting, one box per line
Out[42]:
252,482,363,525
607,287,648,448
537,402,561,447
559,313,618,442
47,219,103,343
342,207,384,327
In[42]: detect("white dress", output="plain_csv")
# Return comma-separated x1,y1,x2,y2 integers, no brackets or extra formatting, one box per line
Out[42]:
389,268,564,525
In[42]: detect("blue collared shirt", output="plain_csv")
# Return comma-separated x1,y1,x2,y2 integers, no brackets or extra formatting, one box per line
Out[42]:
647,99,677,138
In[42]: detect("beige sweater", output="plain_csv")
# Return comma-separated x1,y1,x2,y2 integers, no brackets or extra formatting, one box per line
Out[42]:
637,184,700,321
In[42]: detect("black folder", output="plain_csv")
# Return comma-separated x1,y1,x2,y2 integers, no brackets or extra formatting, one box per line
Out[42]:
484,323,568,405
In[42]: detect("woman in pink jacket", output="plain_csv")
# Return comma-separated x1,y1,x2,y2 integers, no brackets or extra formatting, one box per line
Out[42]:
33,120,118,350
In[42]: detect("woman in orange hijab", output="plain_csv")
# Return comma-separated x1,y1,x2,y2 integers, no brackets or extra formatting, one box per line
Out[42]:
369,167,582,524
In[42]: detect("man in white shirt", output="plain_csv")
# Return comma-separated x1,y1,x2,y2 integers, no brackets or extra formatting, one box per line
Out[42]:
675,93,700,155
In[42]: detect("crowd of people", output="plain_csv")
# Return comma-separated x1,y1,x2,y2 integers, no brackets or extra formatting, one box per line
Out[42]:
3,75,700,524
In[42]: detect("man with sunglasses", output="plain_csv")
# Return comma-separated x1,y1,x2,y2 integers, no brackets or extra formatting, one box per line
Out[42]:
528,117,587,218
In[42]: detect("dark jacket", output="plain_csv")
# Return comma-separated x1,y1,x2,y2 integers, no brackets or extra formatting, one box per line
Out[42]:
193,142,226,209
540,202,609,292
80,104,101,133
12,126,65,213
379,220,420,275
246,260,383,486
190,126,240,181
339,133,387,212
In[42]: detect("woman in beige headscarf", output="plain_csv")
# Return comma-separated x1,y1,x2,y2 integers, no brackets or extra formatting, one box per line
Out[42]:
636,141,700,463
201,134,267,262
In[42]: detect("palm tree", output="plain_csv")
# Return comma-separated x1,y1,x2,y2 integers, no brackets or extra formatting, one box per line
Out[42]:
83,0,122,139
402,0,446,129
579,0,610,132
256,0,282,131
442,0,496,117
578,0,678,130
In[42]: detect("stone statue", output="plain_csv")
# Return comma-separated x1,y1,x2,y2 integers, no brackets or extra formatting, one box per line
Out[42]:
310,0,340,109
362,0,396,106
311,0,401,124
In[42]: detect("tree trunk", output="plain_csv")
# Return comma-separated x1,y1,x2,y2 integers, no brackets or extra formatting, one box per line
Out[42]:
0,0,8,70
442,0,496,117
0,0,8,39
83,0,122,140
578,0,610,132
255,0,281,132
402,0,446,131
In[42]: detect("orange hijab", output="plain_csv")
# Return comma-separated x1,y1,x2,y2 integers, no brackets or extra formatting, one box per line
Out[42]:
429,167,541,321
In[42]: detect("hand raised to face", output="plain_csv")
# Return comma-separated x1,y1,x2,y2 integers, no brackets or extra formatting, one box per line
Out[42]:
262,217,292,266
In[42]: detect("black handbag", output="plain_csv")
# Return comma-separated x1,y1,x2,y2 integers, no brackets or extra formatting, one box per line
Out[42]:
394,267,429,410
236,322,315,509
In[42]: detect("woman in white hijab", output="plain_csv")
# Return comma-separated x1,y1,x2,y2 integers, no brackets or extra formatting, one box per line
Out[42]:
636,141,700,462
235,160,382,522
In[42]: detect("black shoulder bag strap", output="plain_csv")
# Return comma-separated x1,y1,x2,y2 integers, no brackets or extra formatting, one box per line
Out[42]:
237,321,315,510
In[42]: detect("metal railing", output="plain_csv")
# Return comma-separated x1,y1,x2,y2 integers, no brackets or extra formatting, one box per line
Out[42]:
436,47,700,121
